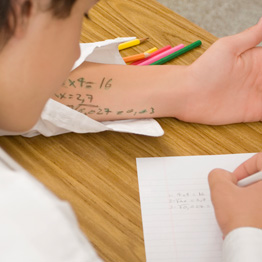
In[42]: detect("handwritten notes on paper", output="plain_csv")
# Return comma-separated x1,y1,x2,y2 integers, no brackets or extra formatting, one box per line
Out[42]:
136,153,256,262
168,190,211,211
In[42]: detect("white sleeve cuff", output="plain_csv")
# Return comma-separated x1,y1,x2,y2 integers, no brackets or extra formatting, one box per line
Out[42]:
223,227,262,262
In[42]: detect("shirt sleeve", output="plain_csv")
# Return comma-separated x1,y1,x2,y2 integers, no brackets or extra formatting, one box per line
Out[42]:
0,38,164,138
222,227,262,262
0,148,103,262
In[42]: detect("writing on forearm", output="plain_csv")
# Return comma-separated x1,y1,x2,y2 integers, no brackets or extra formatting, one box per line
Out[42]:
54,76,155,118
66,76,112,90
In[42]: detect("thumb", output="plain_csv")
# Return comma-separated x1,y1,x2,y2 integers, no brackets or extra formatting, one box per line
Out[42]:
208,168,237,189
226,17,262,55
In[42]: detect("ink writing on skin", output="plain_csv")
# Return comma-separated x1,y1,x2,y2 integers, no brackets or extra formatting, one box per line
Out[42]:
56,76,155,117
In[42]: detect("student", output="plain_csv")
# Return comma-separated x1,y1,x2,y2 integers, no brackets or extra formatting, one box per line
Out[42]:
0,0,262,261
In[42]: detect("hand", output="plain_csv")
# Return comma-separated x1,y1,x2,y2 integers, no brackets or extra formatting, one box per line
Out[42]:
181,18,262,125
208,153,262,237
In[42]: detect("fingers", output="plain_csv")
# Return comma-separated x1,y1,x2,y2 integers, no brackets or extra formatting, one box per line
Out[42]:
209,153,262,187
223,17,262,56
208,168,237,189
233,153,262,180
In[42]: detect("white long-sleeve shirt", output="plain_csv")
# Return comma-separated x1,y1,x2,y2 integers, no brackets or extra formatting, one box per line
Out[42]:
0,148,102,262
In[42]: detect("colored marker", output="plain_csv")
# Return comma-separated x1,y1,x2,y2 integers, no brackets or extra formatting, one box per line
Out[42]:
123,52,151,63
118,37,149,50
139,44,185,66
145,47,158,53
131,45,172,65
123,47,157,63
150,40,202,65
237,171,262,187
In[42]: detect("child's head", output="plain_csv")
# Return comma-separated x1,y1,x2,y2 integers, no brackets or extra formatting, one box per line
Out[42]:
0,0,98,132
0,0,78,51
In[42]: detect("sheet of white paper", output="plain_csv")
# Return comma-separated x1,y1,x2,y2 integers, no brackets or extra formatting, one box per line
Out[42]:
136,153,256,262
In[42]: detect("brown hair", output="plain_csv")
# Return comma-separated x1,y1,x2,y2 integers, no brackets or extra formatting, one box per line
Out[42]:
0,0,77,50
48,0,77,18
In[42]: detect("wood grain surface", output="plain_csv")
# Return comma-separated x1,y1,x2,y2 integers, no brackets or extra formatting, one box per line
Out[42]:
0,0,262,261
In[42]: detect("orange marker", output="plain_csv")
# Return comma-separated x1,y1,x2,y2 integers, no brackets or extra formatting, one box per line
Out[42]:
123,52,151,63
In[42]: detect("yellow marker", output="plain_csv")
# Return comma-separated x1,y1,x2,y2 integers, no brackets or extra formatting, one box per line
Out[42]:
118,37,149,50
146,47,158,53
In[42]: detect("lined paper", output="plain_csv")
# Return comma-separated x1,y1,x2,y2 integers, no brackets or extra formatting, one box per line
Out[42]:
136,153,256,262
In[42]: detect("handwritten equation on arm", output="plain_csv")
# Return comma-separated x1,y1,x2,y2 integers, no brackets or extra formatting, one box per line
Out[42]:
54,77,155,117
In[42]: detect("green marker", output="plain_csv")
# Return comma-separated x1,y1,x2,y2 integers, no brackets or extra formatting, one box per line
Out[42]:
150,40,202,65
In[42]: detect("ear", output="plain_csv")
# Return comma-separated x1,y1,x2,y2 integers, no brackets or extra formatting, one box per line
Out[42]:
14,0,33,38
21,1,32,17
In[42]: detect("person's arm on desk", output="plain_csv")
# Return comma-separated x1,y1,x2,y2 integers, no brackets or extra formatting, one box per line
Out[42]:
53,18,262,125
208,153,262,262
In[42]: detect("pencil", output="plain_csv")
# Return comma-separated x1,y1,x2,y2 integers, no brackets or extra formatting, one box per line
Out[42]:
237,171,262,187
139,44,184,66
150,40,202,65
118,37,149,50
131,45,172,65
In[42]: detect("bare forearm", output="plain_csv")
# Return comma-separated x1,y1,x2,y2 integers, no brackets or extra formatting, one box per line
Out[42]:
52,62,189,121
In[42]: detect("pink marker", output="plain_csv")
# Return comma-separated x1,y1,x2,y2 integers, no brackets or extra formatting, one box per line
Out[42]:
131,45,172,65
137,44,185,66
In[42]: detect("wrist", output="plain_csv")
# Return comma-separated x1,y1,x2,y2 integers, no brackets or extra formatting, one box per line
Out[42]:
172,64,206,123
149,65,192,120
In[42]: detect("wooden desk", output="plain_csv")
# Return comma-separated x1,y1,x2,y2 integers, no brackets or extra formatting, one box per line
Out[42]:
1,0,262,261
